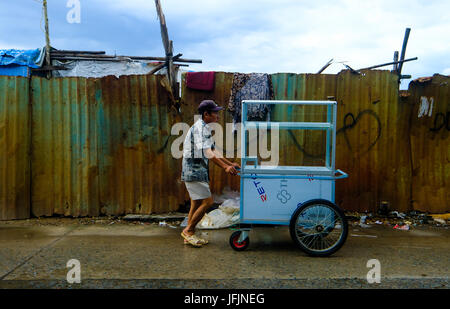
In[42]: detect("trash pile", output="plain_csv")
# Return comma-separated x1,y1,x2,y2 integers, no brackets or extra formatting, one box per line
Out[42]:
346,210,449,231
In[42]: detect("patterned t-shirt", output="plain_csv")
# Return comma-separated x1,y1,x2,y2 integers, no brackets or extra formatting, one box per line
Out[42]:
181,118,215,182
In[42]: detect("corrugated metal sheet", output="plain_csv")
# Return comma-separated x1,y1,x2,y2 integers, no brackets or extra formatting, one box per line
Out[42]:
408,74,449,213
31,77,98,217
271,73,337,168
97,75,183,215
31,75,182,217
0,76,31,220
335,70,411,212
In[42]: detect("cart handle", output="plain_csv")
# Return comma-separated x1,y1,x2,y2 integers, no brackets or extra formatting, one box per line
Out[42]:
335,169,348,179
242,157,259,168
239,169,348,180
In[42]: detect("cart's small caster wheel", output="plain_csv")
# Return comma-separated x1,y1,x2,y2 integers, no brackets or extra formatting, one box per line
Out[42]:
229,231,249,251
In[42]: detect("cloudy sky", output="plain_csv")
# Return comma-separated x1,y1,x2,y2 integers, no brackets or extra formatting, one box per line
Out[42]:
1,0,449,88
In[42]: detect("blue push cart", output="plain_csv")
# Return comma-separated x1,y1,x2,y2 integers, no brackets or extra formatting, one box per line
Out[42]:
229,100,349,257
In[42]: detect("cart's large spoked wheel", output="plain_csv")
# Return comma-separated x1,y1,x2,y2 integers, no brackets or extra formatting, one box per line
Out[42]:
289,200,348,257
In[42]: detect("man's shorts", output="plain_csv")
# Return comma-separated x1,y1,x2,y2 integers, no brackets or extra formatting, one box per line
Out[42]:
184,181,211,201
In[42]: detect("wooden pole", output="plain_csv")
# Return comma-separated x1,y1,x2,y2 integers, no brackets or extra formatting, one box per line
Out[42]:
168,41,174,88
154,0,180,99
43,0,52,77
154,0,170,54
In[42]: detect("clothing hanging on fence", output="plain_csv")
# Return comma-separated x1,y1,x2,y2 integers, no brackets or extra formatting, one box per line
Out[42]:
186,71,215,91
228,73,274,129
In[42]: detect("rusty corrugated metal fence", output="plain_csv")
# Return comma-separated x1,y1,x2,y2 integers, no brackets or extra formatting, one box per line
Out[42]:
1,74,183,220
30,75,183,218
334,70,412,212
0,72,448,219
407,74,449,213
0,77,31,220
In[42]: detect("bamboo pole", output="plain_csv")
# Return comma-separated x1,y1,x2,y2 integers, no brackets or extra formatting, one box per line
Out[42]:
43,0,51,77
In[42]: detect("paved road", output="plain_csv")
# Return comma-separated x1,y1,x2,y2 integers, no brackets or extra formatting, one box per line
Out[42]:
0,220,449,288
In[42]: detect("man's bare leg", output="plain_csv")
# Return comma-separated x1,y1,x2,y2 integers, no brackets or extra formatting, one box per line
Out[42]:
182,197,214,236
184,199,201,236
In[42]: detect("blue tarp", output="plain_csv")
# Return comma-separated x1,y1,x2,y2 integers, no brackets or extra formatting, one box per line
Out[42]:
0,65,30,77
0,49,42,69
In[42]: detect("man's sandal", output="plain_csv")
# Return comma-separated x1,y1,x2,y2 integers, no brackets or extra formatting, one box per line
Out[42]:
184,236,208,245
181,232,203,247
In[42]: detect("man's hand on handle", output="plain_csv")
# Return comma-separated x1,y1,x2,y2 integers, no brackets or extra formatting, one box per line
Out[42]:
206,148,240,176
231,162,241,169
225,165,238,176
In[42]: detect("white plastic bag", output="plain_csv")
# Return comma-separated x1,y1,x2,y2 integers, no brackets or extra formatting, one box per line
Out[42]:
197,197,240,229
213,188,240,204
219,197,240,215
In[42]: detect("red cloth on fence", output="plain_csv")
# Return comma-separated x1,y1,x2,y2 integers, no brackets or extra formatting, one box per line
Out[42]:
186,71,215,91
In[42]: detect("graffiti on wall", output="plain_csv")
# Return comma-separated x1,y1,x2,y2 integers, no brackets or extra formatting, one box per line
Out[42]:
430,111,450,132
337,109,382,154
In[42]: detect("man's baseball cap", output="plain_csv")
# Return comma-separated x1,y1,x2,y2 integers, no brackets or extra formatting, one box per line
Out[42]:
198,100,223,113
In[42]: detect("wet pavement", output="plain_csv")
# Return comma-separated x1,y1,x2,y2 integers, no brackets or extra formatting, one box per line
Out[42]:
0,219,449,288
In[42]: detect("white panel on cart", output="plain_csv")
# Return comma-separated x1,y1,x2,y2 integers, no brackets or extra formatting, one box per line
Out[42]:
242,175,333,223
